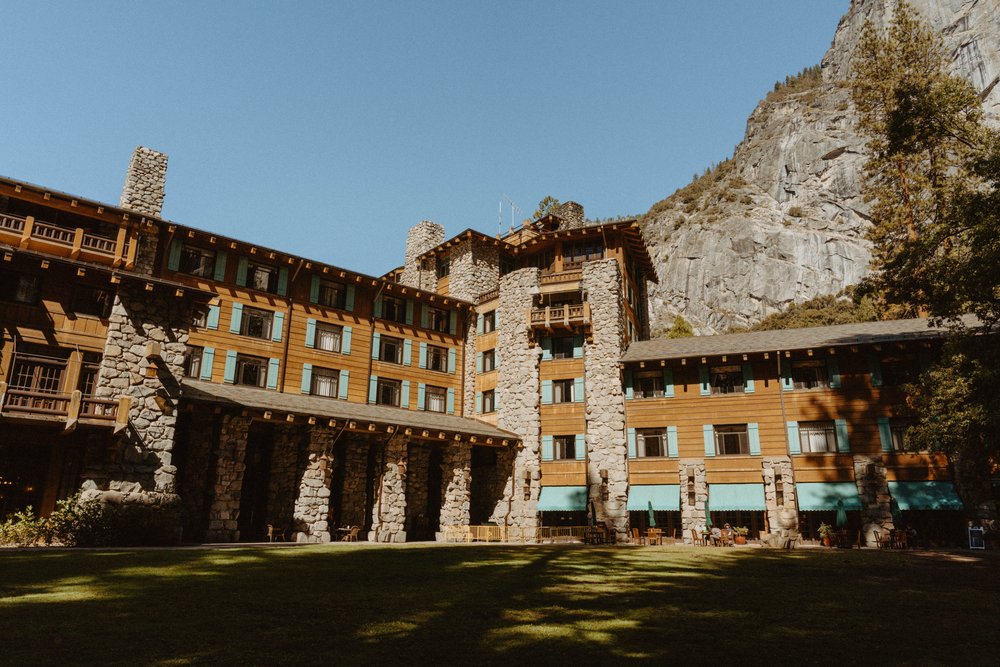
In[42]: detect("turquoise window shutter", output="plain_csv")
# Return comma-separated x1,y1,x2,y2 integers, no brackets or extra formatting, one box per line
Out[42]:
574,434,585,460
305,318,316,348
223,350,237,384
374,295,383,318
742,363,755,393
699,366,710,396
405,299,414,325
835,419,851,452
266,358,280,390
371,332,380,359
787,421,801,454
878,417,893,452
703,424,715,457
403,339,412,366
229,303,243,334
271,312,284,342
869,355,883,387
541,336,552,361
573,335,584,359
341,327,352,354
477,314,483,335
236,257,248,287
541,435,554,461
213,251,227,282
344,285,355,311
417,383,426,411
400,380,410,409
309,276,320,303
476,352,483,373
277,267,289,296
781,359,794,391
338,370,349,400
419,342,428,369
167,239,183,271
300,363,313,394
748,422,761,455
627,428,637,458
663,368,674,398
200,347,215,381
541,379,553,405
624,370,634,400
449,311,457,335
206,305,220,330
447,388,455,414
827,358,841,389
573,377,585,403
667,426,679,457
448,348,456,373
475,391,482,414
368,375,378,403
420,306,429,329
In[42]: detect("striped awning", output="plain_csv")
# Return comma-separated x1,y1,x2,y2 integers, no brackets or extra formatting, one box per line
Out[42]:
537,486,588,512
627,485,680,511
888,481,964,511
709,483,766,511
797,482,863,511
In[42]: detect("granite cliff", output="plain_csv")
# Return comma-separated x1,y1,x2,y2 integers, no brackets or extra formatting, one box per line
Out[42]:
642,0,1000,335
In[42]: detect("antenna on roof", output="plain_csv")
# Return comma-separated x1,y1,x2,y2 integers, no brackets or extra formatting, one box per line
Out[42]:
502,195,522,234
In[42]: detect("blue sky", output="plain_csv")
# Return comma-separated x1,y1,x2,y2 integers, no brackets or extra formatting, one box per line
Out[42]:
0,1,849,276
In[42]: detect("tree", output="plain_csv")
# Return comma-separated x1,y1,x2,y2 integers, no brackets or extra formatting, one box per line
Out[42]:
666,315,694,339
532,196,561,220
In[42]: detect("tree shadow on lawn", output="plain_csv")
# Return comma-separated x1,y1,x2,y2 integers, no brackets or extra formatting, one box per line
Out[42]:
1,545,997,666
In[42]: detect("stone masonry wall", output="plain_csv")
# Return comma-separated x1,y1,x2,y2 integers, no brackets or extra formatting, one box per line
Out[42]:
554,201,585,230
679,459,707,543
450,237,501,415
405,443,432,537
176,410,217,541
491,268,542,534
339,435,370,529
401,220,444,290
204,415,250,542
438,443,472,536
369,434,409,543
119,146,167,276
293,426,335,543
268,425,304,536
762,456,799,535
582,259,629,540
854,454,894,546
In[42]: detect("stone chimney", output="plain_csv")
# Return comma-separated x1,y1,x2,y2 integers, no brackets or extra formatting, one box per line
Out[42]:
554,201,584,230
119,146,168,217
401,220,445,290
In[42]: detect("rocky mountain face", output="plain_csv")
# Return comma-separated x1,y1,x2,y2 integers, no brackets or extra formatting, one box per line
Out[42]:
641,0,1000,335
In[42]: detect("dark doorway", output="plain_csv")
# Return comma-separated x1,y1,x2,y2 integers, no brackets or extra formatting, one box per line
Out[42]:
422,447,444,539
238,422,274,541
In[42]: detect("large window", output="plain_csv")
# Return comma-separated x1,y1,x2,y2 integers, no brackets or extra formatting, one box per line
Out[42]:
636,428,666,457
77,355,101,397
425,385,447,413
235,355,268,388
710,364,744,395
715,424,749,456
481,311,496,334
427,344,448,372
240,306,273,340
381,296,406,323
481,349,496,372
798,421,837,453
553,435,577,460
379,335,403,364
890,420,910,451
0,270,41,305
436,259,450,279
482,389,496,414
552,379,575,403
551,336,576,359
634,371,665,399
311,368,340,398
376,378,401,407
316,323,343,353
318,280,346,309
792,360,829,390
179,245,216,278
563,240,603,268
70,286,113,319
246,262,277,293
10,350,66,394
530,249,555,274
427,307,450,333
184,347,204,379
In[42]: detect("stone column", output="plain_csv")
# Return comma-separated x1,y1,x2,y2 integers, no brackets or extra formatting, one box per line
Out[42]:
492,268,542,537
119,146,168,275
204,415,251,542
369,435,409,543
762,456,798,535
438,443,472,539
854,455,894,546
400,220,444,290
293,426,335,543
679,459,707,543
583,259,629,540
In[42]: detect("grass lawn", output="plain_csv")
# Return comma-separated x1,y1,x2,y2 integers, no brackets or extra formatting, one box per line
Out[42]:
1,544,997,666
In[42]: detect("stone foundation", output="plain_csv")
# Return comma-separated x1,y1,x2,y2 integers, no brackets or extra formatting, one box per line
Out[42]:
679,459,708,542
854,455,894,545
762,456,798,534
438,443,472,538
204,415,251,542
369,435,409,543
293,426,335,543
405,443,432,538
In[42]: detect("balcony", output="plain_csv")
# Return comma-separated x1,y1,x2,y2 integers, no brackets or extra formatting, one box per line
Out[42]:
0,212,135,268
0,382,130,431
529,303,591,331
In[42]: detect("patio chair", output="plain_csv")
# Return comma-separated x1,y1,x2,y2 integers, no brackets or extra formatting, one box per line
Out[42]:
266,524,285,542
689,528,705,546
341,526,360,542
631,527,646,545
873,530,888,549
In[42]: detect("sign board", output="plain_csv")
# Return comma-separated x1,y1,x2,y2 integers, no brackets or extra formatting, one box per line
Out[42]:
968,526,985,550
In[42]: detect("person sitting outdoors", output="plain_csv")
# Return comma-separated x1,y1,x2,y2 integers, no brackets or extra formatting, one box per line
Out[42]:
722,523,734,546
710,525,722,546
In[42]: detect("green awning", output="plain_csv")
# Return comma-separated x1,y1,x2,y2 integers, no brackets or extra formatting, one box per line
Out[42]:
627,485,680,511
888,481,964,511
797,482,863,511
709,484,766,511
537,486,588,512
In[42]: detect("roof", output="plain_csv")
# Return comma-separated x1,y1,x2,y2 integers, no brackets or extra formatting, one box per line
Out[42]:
180,379,519,444
0,174,165,225
622,317,972,363
414,228,507,262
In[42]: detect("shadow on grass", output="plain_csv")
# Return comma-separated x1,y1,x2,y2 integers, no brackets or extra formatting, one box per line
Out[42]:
1,545,998,666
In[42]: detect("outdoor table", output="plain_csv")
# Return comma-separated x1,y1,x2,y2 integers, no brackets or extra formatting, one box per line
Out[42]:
647,528,663,546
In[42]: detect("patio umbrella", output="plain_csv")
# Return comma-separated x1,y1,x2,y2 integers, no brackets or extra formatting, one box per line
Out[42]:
835,498,848,528
704,495,712,529
890,497,902,525
589,501,597,527
647,501,656,528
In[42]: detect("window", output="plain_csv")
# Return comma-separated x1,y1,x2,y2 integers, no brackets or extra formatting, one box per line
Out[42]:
553,435,577,460
8,348,68,410
715,424,749,456
553,379,575,403
481,311,496,334
482,389,496,413
376,378,401,406
179,245,216,278
551,336,576,359
379,335,403,364
184,347,203,379
500,256,515,276
428,307,450,333
191,307,208,328
481,349,496,372
798,421,837,453
881,355,920,387
311,368,340,398
0,270,41,305
77,355,101,397
427,344,448,372
240,307,273,340
436,259,450,279
792,360,829,390
246,262,277,293
318,281,346,309
637,428,666,457
381,296,406,323
710,364,744,395
235,355,268,388
563,240,604,267
634,371,664,399
425,385,447,413
70,286,113,319
316,324,343,353
531,249,555,274
890,421,910,451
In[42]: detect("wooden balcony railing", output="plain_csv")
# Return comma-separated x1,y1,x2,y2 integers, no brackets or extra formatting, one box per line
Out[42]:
31,220,75,245
529,303,591,330
540,270,583,285
0,382,130,431
0,212,123,262
0,213,25,234
2,388,71,416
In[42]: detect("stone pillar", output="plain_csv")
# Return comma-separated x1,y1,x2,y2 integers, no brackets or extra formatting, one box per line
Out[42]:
762,456,798,535
438,443,472,539
554,201,585,230
400,220,444,290
582,259,629,540
204,415,250,542
293,426,334,543
369,435,409,543
450,237,502,414
492,268,542,537
679,459,707,543
266,425,304,534
405,444,432,539
120,146,168,217
339,436,369,528
854,455,894,546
